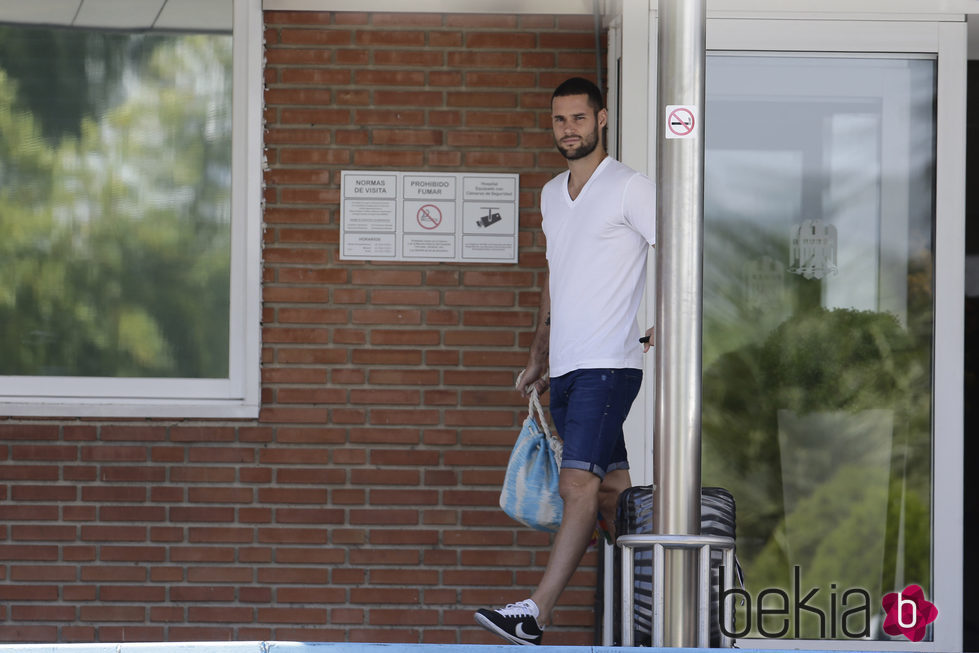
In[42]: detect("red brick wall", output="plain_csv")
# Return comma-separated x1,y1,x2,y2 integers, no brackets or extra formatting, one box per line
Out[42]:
0,10,604,646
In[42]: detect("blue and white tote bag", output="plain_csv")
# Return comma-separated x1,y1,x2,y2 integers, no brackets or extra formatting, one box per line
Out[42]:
499,389,563,532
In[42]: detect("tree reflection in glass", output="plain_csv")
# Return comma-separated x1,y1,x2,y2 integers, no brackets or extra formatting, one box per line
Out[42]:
0,24,232,378
702,55,935,641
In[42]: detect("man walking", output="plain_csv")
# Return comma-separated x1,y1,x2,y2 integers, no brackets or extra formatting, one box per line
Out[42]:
475,77,655,645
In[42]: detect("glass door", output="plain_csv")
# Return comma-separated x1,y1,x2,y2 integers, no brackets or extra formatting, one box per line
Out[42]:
701,52,940,645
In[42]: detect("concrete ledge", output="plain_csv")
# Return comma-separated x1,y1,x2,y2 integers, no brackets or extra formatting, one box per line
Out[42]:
0,642,882,653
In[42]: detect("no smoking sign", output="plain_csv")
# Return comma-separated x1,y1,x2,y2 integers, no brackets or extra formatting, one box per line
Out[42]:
417,204,443,230
665,104,698,139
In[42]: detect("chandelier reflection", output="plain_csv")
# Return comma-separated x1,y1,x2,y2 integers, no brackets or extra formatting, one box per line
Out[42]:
789,219,838,280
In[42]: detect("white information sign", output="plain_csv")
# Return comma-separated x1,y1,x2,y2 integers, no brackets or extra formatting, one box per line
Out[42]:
340,171,519,263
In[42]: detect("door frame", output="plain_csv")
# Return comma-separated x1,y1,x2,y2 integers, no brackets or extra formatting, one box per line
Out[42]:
618,13,966,652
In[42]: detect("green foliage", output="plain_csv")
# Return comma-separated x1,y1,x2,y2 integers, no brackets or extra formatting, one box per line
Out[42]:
745,463,929,639
758,307,916,415
0,25,164,143
703,303,933,640
0,31,232,378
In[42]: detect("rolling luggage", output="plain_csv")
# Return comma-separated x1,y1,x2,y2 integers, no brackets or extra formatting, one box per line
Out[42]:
596,485,740,647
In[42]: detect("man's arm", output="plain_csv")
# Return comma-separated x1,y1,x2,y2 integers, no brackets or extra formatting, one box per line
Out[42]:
517,269,550,397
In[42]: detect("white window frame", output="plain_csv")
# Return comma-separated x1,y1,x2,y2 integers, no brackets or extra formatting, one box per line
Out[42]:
0,0,263,419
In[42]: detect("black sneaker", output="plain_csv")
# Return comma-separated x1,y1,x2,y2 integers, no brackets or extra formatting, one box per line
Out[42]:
474,600,543,646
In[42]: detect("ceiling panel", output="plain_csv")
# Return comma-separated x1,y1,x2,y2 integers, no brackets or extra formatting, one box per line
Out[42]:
74,0,166,28
0,0,80,25
156,0,231,31
0,0,229,30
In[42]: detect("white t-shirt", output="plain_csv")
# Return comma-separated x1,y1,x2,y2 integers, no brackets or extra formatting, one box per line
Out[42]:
541,157,656,378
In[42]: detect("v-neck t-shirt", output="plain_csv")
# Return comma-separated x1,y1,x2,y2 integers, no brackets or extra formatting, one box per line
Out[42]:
540,157,656,378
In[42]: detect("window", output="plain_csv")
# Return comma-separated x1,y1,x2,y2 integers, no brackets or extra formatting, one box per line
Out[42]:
0,0,261,417
702,52,937,644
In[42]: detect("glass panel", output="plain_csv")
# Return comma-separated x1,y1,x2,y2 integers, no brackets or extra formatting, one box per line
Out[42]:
0,21,232,378
703,54,935,641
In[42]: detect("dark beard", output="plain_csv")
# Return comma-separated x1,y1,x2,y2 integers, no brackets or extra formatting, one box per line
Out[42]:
556,127,599,160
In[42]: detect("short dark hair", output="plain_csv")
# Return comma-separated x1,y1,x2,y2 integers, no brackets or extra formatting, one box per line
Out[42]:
551,77,604,113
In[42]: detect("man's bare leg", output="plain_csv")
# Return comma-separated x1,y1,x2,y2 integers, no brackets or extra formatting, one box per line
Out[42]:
529,468,602,626
598,468,632,541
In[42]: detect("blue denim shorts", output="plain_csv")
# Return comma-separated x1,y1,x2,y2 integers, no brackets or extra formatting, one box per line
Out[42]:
548,368,643,480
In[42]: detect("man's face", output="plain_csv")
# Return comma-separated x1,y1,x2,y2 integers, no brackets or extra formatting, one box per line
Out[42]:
551,93,606,161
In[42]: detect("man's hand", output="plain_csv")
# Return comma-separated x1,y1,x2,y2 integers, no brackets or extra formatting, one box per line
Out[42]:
642,326,655,353
516,363,549,397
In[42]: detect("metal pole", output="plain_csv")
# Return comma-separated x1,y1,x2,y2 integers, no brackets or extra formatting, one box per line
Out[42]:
653,0,706,647
620,545,636,647
602,541,614,646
